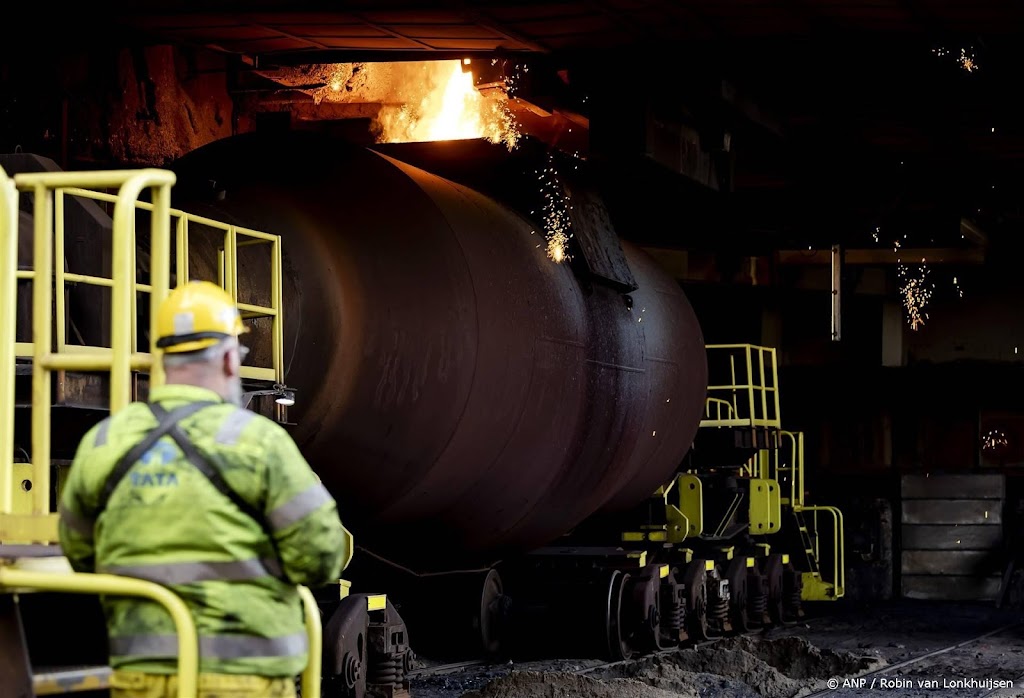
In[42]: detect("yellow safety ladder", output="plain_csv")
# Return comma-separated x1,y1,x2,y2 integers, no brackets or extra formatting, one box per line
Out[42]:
0,165,320,697
777,431,846,601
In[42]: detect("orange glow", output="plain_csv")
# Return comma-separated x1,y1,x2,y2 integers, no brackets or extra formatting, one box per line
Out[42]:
375,60,519,148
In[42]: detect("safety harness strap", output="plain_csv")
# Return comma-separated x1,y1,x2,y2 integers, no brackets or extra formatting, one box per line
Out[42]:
96,401,217,513
149,402,273,538
93,400,282,571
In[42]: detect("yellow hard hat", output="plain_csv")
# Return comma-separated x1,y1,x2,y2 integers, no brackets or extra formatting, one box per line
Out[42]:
156,280,249,354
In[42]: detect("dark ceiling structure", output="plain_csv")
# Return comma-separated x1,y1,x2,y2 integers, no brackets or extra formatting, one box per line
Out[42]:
80,1,1024,59
13,2,1024,254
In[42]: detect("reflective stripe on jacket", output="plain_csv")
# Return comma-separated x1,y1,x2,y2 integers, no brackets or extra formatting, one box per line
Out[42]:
58,384,351,677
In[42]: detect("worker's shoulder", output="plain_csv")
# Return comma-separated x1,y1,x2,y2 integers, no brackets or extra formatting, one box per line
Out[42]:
195,404,292,448
80,402,155,450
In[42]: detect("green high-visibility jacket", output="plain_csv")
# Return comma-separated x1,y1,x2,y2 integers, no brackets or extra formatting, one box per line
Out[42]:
58,383,351,677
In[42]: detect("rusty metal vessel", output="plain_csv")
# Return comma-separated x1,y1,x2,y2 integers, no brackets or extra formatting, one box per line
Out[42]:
170,132,708,570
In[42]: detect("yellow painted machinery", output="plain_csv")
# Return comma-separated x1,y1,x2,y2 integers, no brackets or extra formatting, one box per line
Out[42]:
498,344,845,661
615,344,845,626
0,163,403,697
696,344,845,605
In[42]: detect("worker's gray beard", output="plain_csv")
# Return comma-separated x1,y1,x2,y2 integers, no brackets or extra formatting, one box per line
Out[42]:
226,377,244,408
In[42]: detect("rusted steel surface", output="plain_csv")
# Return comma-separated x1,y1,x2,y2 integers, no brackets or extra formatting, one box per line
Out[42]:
170,133,707,569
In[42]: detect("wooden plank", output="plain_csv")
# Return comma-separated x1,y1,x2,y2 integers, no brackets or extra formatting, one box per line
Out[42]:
901,524,1002,550
901,551,1001,576
901,500,1001,525
901,575,1001,601
901,474,1005,500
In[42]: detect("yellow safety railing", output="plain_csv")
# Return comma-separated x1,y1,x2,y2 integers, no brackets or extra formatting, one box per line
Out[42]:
769,431,807,510
14,186,284,385
700,344,781,429
703,397,736,422
800,505,845,600
0,564,200,698
772,430,845,599
299,586,323,698
0,166,320,697
4,169,177,537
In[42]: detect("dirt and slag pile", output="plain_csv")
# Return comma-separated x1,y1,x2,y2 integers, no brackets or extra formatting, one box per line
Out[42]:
464,636,881,698
462,671,695,698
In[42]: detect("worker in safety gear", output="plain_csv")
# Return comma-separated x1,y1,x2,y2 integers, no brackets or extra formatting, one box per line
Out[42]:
58,280,351,698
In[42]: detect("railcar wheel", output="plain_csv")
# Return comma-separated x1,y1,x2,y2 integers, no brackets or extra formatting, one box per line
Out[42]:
746,565,769,626
763,554,785,625
605,570,633,661
682,561,710,641
726,558,750,634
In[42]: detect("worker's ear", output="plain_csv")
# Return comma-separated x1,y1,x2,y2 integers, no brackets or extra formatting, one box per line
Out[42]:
223,343,241,378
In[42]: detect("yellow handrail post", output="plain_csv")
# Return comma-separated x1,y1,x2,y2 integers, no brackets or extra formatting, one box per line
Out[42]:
55,191,66,353
0,567,199,698
149,183,171,390
729,354,737,416
225,226,238,303
130,232,138,358
111,182,136,411
834,506,845,596
749,347,757,423
108,173,176,411
770,348,781,424
175,215,188,285
298,585,322,698
31,183,54,515
272,237,283,383
758,348,768,424
0,167,17,515
797,431,805,508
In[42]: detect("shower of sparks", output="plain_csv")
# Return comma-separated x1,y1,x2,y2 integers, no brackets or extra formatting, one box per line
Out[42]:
535,153,573,264
502,61,529,99
932,46,979,72
898,259,933,331
877,232,962,328
959,48,979,72
983,429,1009,452
892,240,932,330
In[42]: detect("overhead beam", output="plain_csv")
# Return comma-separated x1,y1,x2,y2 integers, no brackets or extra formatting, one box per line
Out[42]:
350,13,437,51
453,4,553,52
777,248,985,265
249,23,330,51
